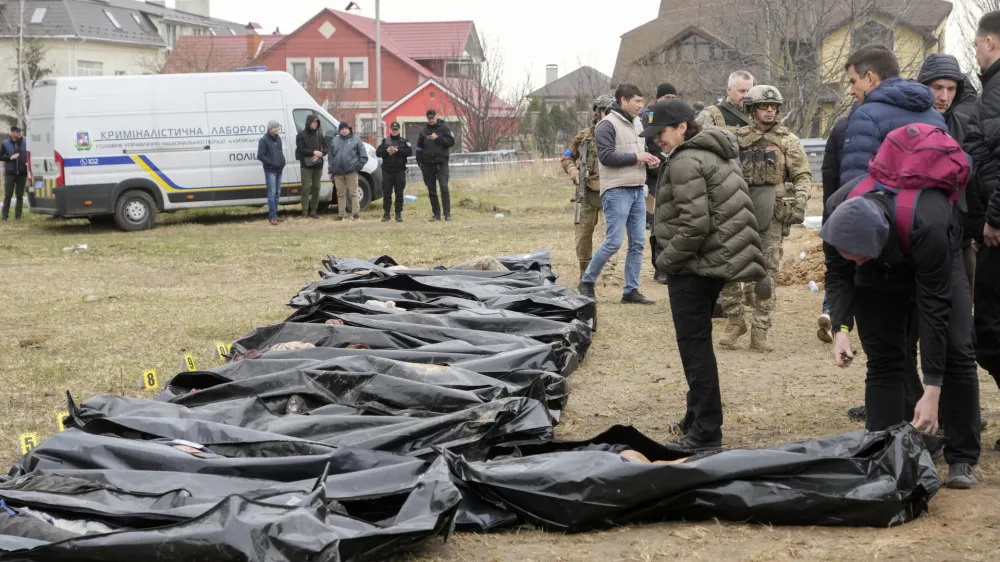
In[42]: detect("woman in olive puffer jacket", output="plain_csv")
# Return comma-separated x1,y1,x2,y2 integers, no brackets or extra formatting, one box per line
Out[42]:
642,99,766,450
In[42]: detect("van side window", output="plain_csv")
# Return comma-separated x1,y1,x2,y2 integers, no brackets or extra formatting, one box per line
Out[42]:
293,109,317,133
294,109,338,144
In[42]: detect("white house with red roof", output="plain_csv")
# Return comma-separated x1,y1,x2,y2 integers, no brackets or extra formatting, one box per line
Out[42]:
163,8,517,149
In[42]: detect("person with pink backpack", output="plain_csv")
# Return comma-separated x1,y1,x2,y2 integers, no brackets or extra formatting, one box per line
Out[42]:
821,123,981,490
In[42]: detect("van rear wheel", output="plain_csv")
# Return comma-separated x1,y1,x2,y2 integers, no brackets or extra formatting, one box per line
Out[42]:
114,190,157,231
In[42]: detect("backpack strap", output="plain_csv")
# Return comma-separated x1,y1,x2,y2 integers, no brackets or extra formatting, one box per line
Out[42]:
889,188,920,255
847,176,877,200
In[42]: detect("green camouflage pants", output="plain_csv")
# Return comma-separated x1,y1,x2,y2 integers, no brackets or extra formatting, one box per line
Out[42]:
721,220,784,330
575,193,620,279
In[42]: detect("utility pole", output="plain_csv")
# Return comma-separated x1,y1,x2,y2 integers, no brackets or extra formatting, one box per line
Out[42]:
375,0,382,139
17,0,27,130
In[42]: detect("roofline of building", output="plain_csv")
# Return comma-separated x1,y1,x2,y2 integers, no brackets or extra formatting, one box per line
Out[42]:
382,78,469,115
0,34,164,48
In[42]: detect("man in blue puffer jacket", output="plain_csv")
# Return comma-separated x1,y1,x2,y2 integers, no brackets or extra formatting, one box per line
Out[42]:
839,44,947,187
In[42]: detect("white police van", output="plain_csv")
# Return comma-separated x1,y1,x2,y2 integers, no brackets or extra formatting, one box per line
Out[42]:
27,71,381,230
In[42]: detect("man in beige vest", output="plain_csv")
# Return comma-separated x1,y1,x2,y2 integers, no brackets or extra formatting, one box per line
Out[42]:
578,83,660,305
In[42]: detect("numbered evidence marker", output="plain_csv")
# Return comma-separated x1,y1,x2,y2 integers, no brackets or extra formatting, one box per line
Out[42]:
180,354,197,372
143,368,160,390
214,343,232,363
19,433,39,455
56,411,69,432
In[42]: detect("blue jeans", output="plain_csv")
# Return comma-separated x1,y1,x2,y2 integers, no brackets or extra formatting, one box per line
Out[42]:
582,186,646,293
264,171,282,220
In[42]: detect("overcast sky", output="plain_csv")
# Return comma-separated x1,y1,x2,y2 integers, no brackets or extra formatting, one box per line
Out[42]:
172,0,661,90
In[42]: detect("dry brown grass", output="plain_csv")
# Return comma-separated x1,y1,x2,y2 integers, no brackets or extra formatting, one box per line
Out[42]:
2,174,999,561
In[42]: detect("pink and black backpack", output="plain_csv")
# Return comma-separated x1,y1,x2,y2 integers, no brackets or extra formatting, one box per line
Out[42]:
846,123,970,253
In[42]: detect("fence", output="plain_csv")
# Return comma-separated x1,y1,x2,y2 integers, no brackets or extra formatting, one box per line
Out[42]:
403,150,557,183
800,138,826,187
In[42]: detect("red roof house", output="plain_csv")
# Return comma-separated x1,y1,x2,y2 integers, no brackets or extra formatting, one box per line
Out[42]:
162,9,518,149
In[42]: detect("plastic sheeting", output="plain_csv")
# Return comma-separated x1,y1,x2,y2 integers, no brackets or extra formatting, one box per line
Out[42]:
0,251,942,561
451,424,941,532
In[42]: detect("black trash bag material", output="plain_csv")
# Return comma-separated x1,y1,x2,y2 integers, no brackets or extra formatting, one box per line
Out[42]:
155,353,562,418
67,394,555,461
290,266,594,326
1,455,460,562
447,424,940,532
294,311,591,372
494,249,555,280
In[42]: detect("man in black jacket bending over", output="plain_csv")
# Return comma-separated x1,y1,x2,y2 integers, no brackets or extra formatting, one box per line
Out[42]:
417,109,456,221
376,121,413,223
821,130,980,490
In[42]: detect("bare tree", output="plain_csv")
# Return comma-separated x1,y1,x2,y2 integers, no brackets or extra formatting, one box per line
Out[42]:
615,0,934,137
0,36,51,127
444,35,530,152
0,0,44,130
302,67,349,120
955,0,1000,76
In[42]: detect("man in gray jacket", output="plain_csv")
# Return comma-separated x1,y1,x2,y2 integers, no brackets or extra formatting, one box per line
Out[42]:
328,121,368,221
578,83,660,304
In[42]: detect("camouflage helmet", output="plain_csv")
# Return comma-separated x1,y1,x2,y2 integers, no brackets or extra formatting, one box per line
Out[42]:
593,94,615,112
743,85,784,113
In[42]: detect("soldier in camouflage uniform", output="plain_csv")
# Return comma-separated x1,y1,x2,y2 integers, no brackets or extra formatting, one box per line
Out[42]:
719,85,812,351
561,94,620,279
696,70,755,132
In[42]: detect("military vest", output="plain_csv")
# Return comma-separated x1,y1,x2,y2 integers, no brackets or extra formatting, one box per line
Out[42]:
706,102,752,132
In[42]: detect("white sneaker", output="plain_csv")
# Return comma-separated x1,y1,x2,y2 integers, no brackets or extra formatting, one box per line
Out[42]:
817,313,833,343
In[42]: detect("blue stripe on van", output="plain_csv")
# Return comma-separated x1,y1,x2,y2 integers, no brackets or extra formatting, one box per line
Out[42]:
63,156,135,167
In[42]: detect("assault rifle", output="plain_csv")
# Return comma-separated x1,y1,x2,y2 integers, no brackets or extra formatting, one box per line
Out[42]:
574,140,589,225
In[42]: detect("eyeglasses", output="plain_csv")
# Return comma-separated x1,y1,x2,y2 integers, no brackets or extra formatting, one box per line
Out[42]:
755,103,779,111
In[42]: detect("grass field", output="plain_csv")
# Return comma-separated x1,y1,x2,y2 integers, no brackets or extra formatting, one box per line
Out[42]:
2,165,1000,561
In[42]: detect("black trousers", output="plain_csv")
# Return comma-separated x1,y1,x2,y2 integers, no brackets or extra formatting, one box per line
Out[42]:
975,246,1000,382
667,274,727,442
2,174,26,219
854,254,980,465
382,170,406,215
422,162,450,218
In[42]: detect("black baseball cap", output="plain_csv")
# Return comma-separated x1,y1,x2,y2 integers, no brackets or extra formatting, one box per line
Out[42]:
390,121,400,129
10,125,21,132
639,99,696,138
426,109,437,118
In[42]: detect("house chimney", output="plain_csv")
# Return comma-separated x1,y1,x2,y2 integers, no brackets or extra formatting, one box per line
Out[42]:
175,0,211,17
545,64,558,85
246,24,262,61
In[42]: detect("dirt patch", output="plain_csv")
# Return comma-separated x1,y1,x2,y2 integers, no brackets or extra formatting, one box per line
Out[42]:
779,235,825,287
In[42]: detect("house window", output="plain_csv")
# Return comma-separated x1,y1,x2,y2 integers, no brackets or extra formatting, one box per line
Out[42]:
130,12,145,30
852,21,894,52
358,117,375,135
77,60,104,77
343,57,368,88
228,27,237,36
209,28,216,36
30,8,46,24
315,58,340,88
291,63,307,83
164,23,178,46
287,58,311,85
445,60,477,77
349,62,364,84
104,10,122,30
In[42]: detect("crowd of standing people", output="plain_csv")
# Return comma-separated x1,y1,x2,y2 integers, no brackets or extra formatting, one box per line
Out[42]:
561,10,1000,490
255,109,455,225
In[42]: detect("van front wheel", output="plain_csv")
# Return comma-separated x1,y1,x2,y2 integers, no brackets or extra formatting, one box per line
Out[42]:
114,190,157,231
